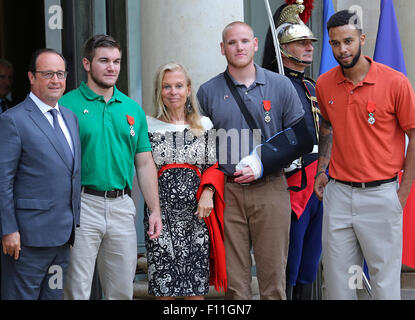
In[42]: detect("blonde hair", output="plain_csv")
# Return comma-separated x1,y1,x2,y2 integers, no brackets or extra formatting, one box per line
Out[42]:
153,62,204,135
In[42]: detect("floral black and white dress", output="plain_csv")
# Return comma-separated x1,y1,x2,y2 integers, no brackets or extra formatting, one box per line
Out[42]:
144,116,216,297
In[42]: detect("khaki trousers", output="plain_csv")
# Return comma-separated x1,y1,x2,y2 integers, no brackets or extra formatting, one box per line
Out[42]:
64,192,137,300
224,174,291,300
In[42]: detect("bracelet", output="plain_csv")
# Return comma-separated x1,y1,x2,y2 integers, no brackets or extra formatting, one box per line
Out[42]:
204,184,216,193
314,170,326,179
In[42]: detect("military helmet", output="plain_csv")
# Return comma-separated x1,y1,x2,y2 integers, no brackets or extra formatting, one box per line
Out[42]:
278,23,317,44
276,0,317,44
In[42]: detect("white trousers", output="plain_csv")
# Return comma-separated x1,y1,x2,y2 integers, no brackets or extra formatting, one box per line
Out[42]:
322,179,403,300
64,192,137,300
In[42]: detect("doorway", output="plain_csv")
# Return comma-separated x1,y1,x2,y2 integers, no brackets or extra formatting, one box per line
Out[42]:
0,0,45,104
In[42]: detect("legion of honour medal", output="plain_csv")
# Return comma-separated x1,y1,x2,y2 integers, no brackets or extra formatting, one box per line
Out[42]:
263,100,271,123
367,101,376,125
127,114,135,136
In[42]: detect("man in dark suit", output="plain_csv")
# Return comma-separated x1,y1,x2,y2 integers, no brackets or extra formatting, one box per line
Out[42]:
0,59,14,113
0,48,81,300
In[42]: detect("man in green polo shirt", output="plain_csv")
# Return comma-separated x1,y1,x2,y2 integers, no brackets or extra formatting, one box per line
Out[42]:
60,34,161,300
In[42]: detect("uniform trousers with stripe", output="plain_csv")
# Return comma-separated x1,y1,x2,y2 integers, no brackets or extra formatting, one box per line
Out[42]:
287,192,323,286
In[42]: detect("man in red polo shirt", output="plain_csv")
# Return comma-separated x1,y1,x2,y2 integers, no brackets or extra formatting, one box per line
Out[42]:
314,10,415,299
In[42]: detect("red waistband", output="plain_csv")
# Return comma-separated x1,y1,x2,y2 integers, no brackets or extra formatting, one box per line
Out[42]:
158,163,202,179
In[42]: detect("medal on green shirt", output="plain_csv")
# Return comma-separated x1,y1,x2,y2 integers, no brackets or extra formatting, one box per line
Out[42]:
127,114,135,136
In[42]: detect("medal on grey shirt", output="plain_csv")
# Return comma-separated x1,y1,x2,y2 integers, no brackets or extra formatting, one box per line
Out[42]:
263,100,271,123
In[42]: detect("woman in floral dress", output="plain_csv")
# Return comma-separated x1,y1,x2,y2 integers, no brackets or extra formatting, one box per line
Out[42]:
145,62,223,300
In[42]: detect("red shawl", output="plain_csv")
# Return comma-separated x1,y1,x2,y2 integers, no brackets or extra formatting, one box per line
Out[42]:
196,163,227,292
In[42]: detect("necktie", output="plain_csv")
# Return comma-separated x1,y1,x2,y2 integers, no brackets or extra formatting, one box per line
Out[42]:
49,108,74,168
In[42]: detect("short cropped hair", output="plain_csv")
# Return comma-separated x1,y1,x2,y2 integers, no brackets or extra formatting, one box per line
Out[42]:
83,34,121,62
222,21,254,42
327,9,363,34
28,48,66,73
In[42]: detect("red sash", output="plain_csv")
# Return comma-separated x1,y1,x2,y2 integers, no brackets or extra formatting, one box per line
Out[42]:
158,163,201,179
286,161,318,219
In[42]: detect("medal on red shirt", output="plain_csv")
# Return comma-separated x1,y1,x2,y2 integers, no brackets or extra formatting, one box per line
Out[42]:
263,100,271,123
127,115,135,136
367,101,376,125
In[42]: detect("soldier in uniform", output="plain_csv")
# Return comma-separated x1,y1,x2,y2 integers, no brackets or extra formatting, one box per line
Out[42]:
262,1,323,300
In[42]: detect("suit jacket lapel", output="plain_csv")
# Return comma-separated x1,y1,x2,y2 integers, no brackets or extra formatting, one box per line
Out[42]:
25,97,73,171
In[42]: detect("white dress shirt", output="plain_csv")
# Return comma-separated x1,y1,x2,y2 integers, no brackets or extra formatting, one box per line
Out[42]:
29,92,74,155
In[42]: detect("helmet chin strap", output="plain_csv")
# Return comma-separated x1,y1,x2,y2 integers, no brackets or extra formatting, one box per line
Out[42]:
280,47,312,65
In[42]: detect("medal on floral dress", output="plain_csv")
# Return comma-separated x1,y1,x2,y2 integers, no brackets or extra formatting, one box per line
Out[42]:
127,114,135,136
263,100,271,123
367,101,376,125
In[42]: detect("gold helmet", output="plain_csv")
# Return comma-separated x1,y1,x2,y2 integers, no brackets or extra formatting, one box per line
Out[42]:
276,0,317,45
278,24,317,45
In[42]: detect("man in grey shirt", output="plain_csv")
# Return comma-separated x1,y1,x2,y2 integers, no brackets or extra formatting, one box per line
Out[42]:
197,21,305,299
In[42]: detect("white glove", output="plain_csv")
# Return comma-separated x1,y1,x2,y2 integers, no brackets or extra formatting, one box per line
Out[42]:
284,158,302,173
